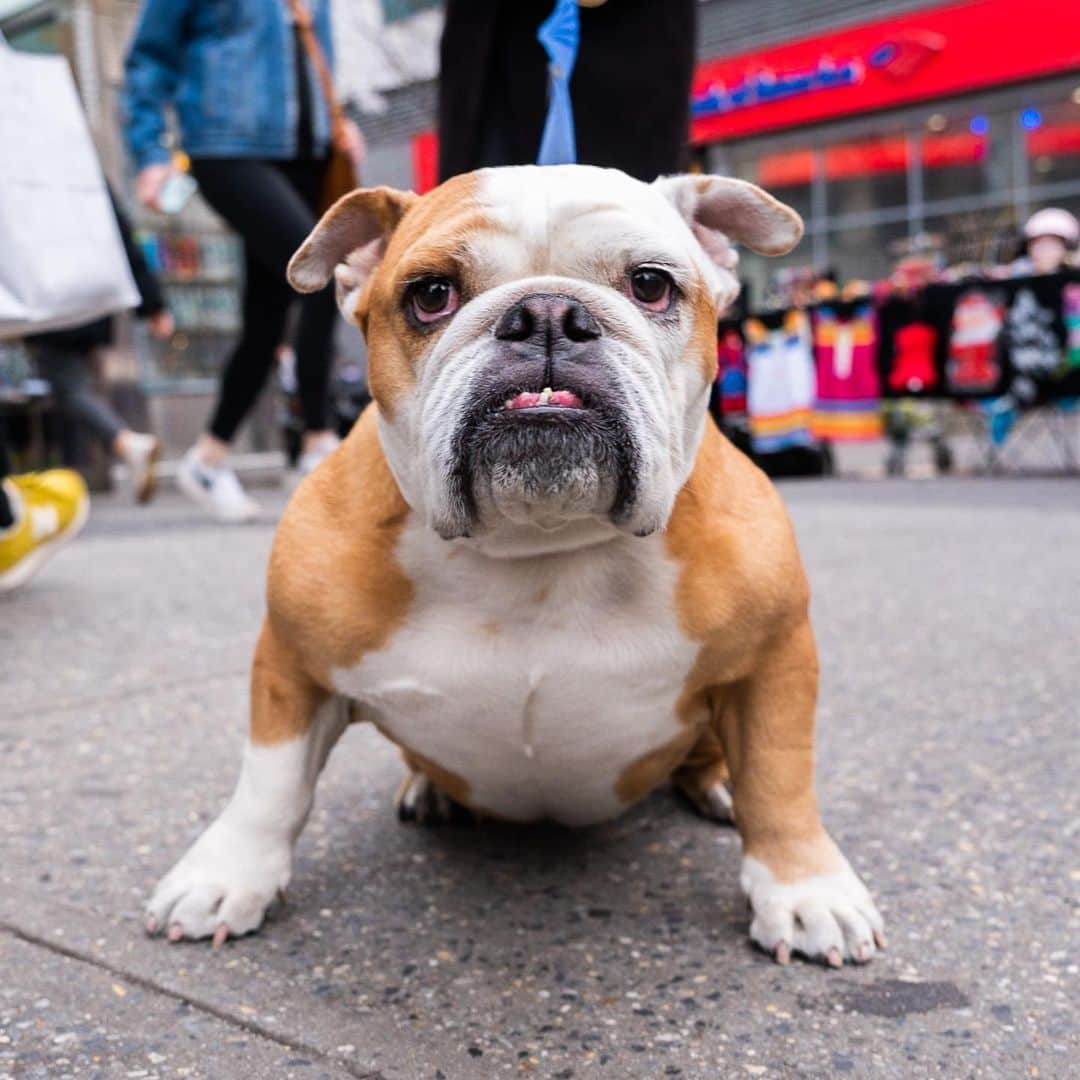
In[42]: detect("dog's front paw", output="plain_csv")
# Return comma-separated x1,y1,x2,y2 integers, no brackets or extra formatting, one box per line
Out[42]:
740,852,885,968
145,817,292,947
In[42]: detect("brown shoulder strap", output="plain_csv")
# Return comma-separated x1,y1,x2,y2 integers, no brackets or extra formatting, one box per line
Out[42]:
286,0,345,142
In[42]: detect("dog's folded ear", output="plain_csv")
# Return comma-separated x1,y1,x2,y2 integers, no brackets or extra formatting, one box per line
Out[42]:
287,187,419,314
653,175,804,265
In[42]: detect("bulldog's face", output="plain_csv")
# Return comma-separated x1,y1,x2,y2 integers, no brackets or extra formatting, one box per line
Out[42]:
289,166,801,552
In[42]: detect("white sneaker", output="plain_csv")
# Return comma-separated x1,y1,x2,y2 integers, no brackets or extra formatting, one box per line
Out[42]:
119,432,161,504
176,449,259,523
295,434,341,478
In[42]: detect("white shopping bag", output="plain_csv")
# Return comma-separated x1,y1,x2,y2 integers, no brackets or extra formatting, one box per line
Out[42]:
0,34,139,340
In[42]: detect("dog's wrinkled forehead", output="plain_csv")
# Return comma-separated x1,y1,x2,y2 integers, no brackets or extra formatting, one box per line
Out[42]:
289,165,801,312
467,166,720,288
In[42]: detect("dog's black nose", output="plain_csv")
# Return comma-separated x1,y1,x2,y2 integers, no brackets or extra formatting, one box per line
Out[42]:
494,294,602,348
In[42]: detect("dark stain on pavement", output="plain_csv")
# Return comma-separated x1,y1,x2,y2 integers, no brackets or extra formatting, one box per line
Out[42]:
833,978,971,1018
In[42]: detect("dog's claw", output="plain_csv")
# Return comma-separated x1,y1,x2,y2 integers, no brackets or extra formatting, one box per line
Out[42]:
825,947,843,969
145,916,158,936
774,941,791,966
167,923,184,943
873,929,887,951
855,942,872,964
212,924,229,950
396,771,472,826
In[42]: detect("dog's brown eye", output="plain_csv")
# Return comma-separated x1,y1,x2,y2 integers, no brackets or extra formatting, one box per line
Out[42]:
408,277,459,323
629,268,673,310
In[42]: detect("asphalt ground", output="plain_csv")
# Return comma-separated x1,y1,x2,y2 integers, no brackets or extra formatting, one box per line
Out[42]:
1,474,1077,1079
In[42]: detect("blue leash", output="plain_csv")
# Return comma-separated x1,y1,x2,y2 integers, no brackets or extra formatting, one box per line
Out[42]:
536,0,580,165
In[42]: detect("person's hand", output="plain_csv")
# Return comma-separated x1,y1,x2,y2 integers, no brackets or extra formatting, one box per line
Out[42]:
147,310,175,340
339,119,366,171
135,163,173,212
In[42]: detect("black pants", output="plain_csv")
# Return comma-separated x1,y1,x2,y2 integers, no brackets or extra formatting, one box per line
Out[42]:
190,158,336,443
439,0,696,182
0,416,11,526
0,414,9,479
33,345,124,452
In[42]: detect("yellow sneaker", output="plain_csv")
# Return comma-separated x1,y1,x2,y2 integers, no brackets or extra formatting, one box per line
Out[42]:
0,470,90,593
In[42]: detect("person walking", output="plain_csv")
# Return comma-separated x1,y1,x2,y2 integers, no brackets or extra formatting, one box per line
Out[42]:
0,417,89,593
123,0,364,523
438,0,697,182
26,189,171,504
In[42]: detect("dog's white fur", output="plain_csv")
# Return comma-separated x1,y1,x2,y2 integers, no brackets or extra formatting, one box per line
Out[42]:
332,522,699,825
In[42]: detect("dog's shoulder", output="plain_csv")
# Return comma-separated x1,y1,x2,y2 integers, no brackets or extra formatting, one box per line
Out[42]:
267,406,414,683
664,422,809,664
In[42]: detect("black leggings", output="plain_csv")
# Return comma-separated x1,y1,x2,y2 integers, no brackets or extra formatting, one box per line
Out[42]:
190,158,336,443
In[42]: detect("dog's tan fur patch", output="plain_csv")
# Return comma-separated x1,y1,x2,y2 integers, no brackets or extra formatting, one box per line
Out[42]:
265,407,413,698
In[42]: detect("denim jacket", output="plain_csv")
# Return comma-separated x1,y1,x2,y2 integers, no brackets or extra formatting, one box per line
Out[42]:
123,0,335,170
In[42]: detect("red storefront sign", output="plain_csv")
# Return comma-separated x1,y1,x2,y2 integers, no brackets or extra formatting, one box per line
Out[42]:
691,0,1080,145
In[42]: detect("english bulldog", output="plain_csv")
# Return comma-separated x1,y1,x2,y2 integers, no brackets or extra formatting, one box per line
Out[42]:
146,165,885,967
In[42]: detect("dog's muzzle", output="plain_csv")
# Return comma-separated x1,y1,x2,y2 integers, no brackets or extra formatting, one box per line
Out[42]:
438,292,642,538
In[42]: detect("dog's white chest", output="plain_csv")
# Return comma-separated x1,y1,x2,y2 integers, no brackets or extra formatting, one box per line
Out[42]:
332,525,699,824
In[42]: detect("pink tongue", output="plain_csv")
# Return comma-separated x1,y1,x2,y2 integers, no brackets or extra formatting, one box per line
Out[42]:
506,390,584,410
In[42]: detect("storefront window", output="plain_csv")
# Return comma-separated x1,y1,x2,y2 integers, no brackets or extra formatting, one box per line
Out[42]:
921,110,1012,205
826,132,910,217
132,199,244,390
924,206,1021,270
1025,95,1080,191
826,221,909,283
703,79,1080,297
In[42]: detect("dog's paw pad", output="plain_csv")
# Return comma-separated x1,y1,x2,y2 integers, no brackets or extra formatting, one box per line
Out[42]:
740,854,884,968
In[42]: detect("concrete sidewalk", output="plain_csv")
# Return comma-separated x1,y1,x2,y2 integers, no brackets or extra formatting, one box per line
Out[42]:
2,478,1077,1079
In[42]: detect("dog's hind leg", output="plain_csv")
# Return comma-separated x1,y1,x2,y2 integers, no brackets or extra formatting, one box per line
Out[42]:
673,718,735,825
395,752,475,825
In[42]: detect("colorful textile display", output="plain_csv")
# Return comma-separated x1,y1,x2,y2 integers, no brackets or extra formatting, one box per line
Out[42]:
1063,283,1080,374
877,295,939,395
1005,285,1062,402
715,270,1080,456
810,300,882,440
921,273,1080,400
889,323,939,393
717,322,747,415
945,286,1006,395
746,310,815,453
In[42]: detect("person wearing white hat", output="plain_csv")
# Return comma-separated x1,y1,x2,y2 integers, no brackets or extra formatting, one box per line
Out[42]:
1021,207,1079,276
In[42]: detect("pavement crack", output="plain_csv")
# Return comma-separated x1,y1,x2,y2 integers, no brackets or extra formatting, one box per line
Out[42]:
0,921,384,1079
